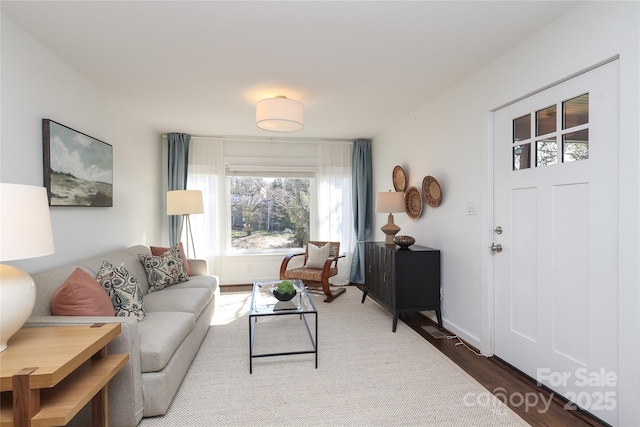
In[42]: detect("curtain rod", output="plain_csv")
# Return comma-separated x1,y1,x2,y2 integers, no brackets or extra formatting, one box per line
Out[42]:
160,134,354,144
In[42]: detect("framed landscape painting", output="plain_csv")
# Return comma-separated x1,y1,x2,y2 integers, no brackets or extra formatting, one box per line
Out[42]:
43,119,113,207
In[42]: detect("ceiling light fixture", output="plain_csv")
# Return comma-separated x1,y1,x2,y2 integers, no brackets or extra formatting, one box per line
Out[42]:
256,96,304,132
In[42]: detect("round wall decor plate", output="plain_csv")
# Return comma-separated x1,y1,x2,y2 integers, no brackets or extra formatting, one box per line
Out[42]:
392,166,406,192
422,176,442,207
405,186,422,219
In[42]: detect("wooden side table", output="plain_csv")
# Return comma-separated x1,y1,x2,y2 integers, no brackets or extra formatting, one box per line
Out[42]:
0,323,128,427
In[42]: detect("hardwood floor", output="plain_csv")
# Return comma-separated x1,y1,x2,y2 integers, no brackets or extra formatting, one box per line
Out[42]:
400,311,610,427
220,284,610,426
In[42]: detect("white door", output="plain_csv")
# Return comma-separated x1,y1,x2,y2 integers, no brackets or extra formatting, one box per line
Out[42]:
493,60,619,424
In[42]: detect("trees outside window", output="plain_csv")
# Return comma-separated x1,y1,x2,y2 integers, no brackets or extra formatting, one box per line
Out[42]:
230,176,310,251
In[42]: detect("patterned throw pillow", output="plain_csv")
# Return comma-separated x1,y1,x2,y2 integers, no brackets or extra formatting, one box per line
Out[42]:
96,261,146,321
139,246,189,292
150,242,192,276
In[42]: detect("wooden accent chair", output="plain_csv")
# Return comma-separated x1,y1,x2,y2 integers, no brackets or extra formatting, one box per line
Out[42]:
279,241,346,303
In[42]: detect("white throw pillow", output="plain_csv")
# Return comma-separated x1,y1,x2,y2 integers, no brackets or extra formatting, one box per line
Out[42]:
306,243,330,269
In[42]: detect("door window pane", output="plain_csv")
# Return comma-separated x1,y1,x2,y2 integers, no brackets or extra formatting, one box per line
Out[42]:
513,114,531,143
536,137,557,167
536,105,557,136
563,94,589,129
514,93,589,169
563,129,589,162
513,143,531,170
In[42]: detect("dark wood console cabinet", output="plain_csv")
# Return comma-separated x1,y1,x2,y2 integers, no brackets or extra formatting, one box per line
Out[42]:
363,242,442,332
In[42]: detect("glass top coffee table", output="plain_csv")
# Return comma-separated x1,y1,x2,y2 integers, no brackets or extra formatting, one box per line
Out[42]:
249,279,318,373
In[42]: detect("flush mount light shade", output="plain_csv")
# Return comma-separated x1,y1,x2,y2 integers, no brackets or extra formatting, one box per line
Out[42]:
256,96,304,132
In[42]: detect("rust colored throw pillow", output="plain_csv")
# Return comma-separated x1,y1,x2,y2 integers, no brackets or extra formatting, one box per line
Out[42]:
51,268,115,316
150,242,192,276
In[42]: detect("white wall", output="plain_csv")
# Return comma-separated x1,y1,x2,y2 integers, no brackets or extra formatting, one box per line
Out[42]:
371,2,639,425
1,14,163,274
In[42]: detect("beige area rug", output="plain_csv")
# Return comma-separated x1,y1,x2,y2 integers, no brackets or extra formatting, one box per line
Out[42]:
138,288,529,427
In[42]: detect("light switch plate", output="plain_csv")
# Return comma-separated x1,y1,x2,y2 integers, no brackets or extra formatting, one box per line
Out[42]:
467,201,477,215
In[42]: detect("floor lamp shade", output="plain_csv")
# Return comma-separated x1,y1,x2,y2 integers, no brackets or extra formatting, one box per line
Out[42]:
166,190,204,258
0,183,55,351
256,96,304,132
166,190,204,215
375,191,405,245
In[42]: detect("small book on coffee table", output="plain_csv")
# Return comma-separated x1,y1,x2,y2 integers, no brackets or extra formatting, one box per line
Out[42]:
273,300,297,311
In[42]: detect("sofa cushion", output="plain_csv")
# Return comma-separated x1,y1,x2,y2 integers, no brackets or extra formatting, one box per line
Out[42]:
150,242,192,276
96,261,146,321
79,246,152,295
143,287,213,318
167,274,218,291
137,311,195,372
51,268,115,316
139,246,189,292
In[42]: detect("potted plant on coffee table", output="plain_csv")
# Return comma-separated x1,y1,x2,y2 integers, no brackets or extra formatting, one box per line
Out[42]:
273,280,296,301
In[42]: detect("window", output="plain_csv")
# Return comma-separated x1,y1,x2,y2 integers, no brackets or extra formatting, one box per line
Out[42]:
183,137,353,274
229,175,311,252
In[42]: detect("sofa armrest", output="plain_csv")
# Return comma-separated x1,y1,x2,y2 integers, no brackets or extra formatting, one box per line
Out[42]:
25,316,144,427
187,258,209,276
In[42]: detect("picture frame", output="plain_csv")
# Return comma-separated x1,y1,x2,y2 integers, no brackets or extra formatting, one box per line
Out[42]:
43,119,113,207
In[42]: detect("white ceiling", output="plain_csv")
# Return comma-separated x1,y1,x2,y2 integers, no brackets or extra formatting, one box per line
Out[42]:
1,1,579,140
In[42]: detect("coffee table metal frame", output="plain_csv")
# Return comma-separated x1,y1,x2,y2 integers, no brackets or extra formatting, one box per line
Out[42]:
249,279,318,373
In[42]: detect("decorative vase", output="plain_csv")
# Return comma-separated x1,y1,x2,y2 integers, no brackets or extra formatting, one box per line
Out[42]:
273,289,297,301
0,265,36,352
393,235,415,249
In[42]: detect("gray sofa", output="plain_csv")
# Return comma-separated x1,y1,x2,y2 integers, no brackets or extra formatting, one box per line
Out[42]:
27,245,219,427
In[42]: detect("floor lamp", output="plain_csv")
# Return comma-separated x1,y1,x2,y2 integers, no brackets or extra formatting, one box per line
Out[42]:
375,190,406,245
167,190,204,258
0,183,55,351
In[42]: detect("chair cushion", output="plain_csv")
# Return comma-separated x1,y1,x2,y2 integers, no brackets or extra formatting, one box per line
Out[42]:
283,266,338,282
51,268,115,316
306,243,330,268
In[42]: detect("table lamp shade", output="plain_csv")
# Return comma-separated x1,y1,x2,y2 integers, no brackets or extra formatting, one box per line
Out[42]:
375,191,405,245
375,191,405,214
0,183,55,261
166,190,203,215
0,183,55,351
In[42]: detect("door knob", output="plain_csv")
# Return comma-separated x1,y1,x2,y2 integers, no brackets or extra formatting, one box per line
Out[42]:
494,226,503,235
489,243,503,253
